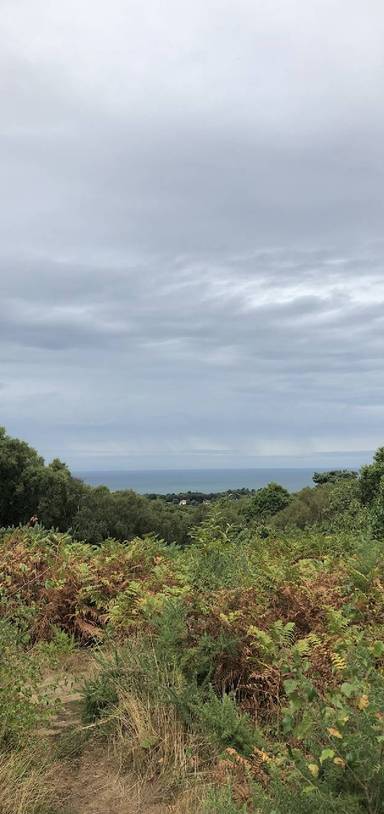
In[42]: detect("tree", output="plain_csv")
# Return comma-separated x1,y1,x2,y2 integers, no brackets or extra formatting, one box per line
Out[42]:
272,485,332,530
37,460,86,531
0,427,44,526
71,487,195,546
359,447,384,505
312,470,357,486
247,482,291,520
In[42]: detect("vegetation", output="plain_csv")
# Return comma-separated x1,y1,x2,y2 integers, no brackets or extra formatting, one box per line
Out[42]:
147,488,257,506
1,428,384,812
312,470,358,486
0,426,198,546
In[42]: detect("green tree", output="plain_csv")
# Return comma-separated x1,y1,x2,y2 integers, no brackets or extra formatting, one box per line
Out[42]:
37,459,86,531
360,447,384,505
371,479,384,539
0,427,44,525
272,485,332,530
247,482,291,520
71,487,194,545
312,470,357,486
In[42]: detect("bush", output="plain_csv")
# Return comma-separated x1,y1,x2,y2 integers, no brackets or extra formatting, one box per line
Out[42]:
197,692,261,757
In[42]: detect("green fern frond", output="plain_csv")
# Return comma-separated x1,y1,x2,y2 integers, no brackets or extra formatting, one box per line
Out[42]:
272,620,296,646
294,632,321,656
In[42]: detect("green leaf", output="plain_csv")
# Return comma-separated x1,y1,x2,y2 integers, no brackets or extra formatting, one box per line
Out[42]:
320,748,335,764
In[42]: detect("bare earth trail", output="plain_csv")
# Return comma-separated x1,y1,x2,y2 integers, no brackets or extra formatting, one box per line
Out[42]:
59,746,167,814
43,654,170,814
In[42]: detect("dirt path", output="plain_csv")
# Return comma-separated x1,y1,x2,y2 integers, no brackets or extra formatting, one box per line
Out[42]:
59,746,167,814
42,655,171,814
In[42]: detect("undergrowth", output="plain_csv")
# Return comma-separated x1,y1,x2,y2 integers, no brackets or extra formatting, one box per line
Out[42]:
1,514,384,812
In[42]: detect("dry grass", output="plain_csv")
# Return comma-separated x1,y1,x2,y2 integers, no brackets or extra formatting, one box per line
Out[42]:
111,690,204,790
167,786,208,813
0,743,210,814
0,747,63,814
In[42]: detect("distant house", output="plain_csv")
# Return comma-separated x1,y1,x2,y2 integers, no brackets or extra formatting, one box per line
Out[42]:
179,499,187,506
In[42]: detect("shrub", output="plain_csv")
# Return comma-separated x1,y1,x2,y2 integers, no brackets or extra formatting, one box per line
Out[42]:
196,691,261,757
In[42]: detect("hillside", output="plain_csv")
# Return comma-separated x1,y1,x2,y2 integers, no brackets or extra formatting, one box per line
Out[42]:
1,495,384,812
1,431,384,812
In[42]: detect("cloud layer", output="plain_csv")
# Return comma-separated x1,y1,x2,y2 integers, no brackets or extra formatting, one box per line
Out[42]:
0,1,383,467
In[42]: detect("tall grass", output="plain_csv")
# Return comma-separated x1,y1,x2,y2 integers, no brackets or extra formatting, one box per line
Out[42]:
0,747,63,814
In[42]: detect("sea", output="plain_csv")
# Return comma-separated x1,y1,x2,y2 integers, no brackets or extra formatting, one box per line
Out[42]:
74,468,319,495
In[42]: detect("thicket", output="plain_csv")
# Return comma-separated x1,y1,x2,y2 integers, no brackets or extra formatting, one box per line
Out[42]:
147,488,256,505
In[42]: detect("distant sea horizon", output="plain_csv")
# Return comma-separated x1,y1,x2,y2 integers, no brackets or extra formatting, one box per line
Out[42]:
74,467,332,495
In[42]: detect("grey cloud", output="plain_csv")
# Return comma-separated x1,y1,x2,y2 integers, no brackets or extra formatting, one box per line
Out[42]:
0,1,383,466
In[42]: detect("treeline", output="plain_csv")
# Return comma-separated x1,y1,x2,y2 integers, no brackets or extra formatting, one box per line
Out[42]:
153,476,359,505
146,487,255,505
0,427,198,545
1,426,384,544
223,462,384,538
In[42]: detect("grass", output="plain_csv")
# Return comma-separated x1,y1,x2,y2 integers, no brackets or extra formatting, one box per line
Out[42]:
0,747,63,814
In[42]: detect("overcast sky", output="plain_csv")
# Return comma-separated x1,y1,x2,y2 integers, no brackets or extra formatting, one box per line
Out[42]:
1,0,384,470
